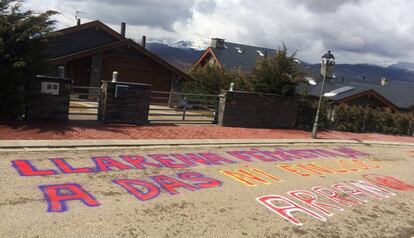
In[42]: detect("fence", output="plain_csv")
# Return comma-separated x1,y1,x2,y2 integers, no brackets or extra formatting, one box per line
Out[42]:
149,91,220,124
69,86,101,121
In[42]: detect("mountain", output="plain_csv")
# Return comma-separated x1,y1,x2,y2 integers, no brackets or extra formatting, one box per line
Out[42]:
146,42,414,83
146,42,203,71
388,62,414,72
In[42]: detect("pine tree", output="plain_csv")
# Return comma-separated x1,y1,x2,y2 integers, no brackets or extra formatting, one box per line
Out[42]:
0,0,57,120
251,44,302,96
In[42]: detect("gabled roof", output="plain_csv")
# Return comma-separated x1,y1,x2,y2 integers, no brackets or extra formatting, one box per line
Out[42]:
351,81,414,109
297,79,409,111
193,48,223,68
57,20,125,40
335,89,399,111
50,20,192,81
50,21,123,58
194,41,277,71
51,39,131,63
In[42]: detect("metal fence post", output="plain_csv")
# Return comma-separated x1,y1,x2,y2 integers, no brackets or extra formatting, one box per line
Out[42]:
182,96,187,121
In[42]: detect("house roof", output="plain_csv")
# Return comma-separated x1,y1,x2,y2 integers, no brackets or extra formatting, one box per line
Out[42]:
57,20,125,41
50,20,192,81
297,78,414,110
195,41,277,71
352,81,414,109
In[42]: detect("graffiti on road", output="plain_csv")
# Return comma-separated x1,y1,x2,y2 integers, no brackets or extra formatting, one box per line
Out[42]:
220,159,381,187
256,175,411,226
9,146,373,213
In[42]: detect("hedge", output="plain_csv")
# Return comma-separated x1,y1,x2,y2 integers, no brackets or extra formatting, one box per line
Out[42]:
296,98,413,136
332,104,413,135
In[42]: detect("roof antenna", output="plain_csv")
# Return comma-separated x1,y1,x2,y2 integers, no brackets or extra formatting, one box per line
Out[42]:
75,10,86,26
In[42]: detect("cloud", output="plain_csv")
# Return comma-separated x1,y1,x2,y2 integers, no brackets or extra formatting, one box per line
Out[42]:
289,0,362,13
195,0,217,14
20,0,414,64
59,0,196,31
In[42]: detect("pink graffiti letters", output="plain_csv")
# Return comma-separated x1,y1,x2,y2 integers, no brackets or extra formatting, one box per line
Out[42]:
177,172,223,188
39,172,222,213
92,156,132,171
12,152,238,177
257,175,405,226
148,154,189,168
226,147,369,163
39,183,100,213
13,147,370,214
362,174,414,191
256,195,327,226
12,160,58,176
120,154,162,169
287,190,344,216
11,147,369,177
50,158,95,174
112,179,161,201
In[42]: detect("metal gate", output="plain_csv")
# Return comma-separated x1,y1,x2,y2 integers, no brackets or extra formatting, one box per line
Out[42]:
149,91,220,124
69,87,220,124
69,86,101,121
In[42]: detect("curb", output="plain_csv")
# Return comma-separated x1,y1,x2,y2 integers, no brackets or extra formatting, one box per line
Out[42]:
0,139,413,152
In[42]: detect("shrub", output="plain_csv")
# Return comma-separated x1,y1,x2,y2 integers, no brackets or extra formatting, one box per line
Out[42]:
295,98,413,136
295,96,331,130
332,104,413,135
184,65,252,95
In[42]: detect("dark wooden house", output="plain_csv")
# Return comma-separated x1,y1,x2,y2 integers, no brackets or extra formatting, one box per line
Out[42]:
49,20,191,92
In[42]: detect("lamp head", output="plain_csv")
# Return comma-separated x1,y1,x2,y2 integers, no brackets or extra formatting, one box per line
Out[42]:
322,50,335,66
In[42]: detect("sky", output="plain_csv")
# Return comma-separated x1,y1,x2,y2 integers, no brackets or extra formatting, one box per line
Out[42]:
21,0,414,65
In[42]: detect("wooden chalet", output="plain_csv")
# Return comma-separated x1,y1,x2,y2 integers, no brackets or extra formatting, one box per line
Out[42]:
49,20,191,92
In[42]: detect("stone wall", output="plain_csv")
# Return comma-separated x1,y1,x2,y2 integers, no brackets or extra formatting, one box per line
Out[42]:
218,91,299,129
101,81,151,124
25,76,71,121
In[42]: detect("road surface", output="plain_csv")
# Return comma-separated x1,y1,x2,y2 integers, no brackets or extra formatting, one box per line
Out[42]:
0,144,413,237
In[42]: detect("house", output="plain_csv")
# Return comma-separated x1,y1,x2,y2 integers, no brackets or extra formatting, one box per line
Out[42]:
194,39,414,113
298,77,414,113
49,20,191,92
193,38,277,71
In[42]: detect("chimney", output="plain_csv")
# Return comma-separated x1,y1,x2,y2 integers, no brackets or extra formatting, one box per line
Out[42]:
211,38,225,49
77,18,81,26
120,22,126,37
141,35,146,48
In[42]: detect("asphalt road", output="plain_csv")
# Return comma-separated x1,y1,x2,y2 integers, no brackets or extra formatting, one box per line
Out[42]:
1,144,413,238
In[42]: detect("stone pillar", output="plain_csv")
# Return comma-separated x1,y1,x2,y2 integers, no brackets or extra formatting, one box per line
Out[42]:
101,81,151,124
25,76,71,121
89,54,103,100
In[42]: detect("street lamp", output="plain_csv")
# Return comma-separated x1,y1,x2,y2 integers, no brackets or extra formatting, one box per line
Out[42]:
311,50,335,139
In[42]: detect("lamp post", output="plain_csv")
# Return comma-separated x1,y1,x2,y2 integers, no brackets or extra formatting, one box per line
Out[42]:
312,50,335,139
